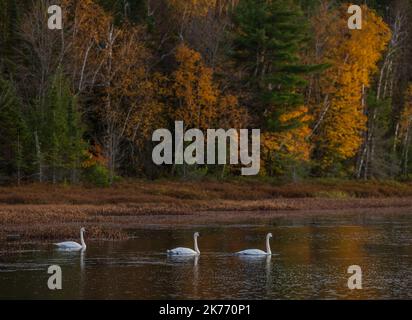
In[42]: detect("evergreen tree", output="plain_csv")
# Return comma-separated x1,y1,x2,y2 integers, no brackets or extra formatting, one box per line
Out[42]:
0,0,21,75
231,0,321,132
32,69,87,183
46,70,69,183
0,76,29,184
66,94,86,183
96,0,148,24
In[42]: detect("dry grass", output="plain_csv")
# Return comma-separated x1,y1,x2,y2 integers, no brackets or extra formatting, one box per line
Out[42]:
1,179,411,205
1,179,412,244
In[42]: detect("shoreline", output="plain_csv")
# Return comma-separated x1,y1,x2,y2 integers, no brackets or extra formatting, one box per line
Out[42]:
1,180,412,243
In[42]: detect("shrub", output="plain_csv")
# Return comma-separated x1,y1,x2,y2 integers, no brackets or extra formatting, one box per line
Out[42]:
83,164,110,187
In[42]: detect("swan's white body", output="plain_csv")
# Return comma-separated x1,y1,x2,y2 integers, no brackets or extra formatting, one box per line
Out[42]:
237,249,268,255
236,233,272,256
167,232,200,256
55,227,86,251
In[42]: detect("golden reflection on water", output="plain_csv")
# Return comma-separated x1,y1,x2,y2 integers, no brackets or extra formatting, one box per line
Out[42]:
1,213,412,299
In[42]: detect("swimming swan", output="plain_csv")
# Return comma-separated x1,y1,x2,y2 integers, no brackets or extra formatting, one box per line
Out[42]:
236,233,272,256
167,232,200,255
55,227,86,251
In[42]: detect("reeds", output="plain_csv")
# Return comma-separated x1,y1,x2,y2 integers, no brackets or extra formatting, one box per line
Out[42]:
1,179,412,244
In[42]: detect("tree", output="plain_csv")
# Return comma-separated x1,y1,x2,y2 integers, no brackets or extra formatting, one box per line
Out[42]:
97,23,164,182
0,76,29,184
96,0,148,24
172,44,218,130
310,4,391,174
171,43,247,131
18,0,65,105
27,68,86,184
231,0,319,177
0,0,20,75
399,84,412,177
170,43,248,176
261,106,312,178
45,69,86,183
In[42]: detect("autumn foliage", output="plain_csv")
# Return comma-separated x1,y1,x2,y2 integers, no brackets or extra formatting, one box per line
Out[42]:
171,44,247,131
2,0,412,185
313,5,391,168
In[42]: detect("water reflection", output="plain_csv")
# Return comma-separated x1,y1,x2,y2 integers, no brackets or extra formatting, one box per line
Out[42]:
1,212,412,299
237,254,272,295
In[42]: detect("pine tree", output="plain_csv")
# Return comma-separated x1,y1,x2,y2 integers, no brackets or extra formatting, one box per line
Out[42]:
44,70,69,183
34,68,86,183
66,94,86,183
0,0,21,75
0,76,29,184
231,0,320,132
96,0,147,24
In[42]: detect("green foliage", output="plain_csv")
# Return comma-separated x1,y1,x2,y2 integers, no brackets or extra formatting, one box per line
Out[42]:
28,68,87,183
96,0,148,24
0,0,411,183
0,76,29,182
83,164,111,187
231,0,322,132
0,0,15,71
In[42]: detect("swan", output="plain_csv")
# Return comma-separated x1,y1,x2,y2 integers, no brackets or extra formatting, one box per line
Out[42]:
54,227,86,251
167,232,200,256
236,233,272,256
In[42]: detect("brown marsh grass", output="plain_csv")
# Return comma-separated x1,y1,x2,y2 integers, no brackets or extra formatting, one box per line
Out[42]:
1,179,412,244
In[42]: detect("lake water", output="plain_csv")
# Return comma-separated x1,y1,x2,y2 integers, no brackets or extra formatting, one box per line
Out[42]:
1,212,412,299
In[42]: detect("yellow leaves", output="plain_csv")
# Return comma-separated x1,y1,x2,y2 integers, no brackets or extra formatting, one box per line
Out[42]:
262,106,312,162
279,106,312,124
315,5,391,165
168,0,216,17
172,47,217,128
63,0,112,45
168,0,238,18
172,43,247,130
217,94,249,129
107,26,165,145
64,0,164,147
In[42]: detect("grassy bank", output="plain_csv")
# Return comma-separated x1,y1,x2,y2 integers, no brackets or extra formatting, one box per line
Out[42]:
2,178,412,204
1,179,412,244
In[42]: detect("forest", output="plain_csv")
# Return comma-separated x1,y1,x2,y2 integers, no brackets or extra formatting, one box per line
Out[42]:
1,0,412,187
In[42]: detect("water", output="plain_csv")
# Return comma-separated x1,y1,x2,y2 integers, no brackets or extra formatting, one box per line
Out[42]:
1,212,412,299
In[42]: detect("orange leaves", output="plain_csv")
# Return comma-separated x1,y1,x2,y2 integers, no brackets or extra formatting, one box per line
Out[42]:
63,0,112,48
262,106,312,162
172,44,217,130
399,84,412,138
82,143,107,168
217,94,249,129
315,5,391,165
65,0,164,150
171,44,247,130
168,0,217,17
103,24,164,146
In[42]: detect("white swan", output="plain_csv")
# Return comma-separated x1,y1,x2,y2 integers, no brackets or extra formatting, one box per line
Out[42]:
55,227,86,251
236,233,272,256
167,232,200,255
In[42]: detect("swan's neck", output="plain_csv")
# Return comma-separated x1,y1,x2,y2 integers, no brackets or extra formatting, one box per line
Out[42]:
266,235,271,255
80,230,86,248
194,235,200,254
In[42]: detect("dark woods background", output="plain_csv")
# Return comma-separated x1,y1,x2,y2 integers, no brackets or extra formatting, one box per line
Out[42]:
0,0,411,186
